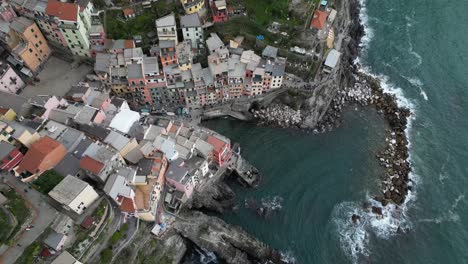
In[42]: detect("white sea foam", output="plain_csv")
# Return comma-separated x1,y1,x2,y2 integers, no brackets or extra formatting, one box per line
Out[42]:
261,195,284,211
280,250,297,264
438,155,450,183
402,76,429,101
339,62,420,262
405,16,423,68
357,0,373,49
337,0,421,262
418,194,464,224
196,248,218,264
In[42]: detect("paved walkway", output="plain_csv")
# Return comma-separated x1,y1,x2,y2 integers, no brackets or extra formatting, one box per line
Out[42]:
0,172,58,264
20,57,91,99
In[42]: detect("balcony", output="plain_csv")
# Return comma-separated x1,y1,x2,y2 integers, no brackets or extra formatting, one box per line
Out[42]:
58,22,79,30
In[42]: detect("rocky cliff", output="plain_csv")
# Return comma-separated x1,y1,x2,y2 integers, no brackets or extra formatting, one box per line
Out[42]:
174,211,284,264
300,0,363,129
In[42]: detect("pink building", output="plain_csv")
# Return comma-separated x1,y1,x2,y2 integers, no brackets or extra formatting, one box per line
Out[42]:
90,25,106,57
0,62,24,94
207,135,231,166
165,159,194,199
211,0,229,23
0,4,17,22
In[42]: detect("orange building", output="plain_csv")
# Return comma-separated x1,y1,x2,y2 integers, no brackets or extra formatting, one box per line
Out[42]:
14,136,67,182
6,17,51,73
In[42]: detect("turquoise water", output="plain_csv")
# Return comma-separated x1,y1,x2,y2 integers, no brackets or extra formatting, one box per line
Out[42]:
204,0,468,262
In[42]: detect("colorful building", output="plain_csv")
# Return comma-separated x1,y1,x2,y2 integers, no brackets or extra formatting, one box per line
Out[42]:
0,141,23,171
46,0,94,57
0,108,17,121
206,134,231,166
180,0,205,15
6,17,51,73
14,136,67,182
211,0,228,23
0,62,25,94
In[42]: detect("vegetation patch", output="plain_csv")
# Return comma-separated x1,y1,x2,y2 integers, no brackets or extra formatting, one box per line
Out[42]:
4,190,30,225
109,223,129,245
92,199,107,219
0,209,12,244
243,0,292,25
105,2,177,50
14,242,41,264
100,247,113,264
32,170,63,194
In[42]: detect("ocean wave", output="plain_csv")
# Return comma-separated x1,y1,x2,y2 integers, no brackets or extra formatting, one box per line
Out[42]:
357,0,373,49
333,190,416,263
342,62,420,260
195,248,219,264
405,16,423,68
261,195,284,211
418,194,464,224
341,3,422,260
438,155,450,183
402,76,429,101
280,250,297,264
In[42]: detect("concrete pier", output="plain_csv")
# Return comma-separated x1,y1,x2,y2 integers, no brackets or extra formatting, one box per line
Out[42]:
228,153,259,186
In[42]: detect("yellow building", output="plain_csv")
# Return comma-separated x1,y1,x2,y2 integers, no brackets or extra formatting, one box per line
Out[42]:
0,108,17,121
7,121,40,148
181,0,205,14
0,121,15,144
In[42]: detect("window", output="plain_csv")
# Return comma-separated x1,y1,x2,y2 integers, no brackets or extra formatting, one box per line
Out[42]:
39,40,42,45
72,30,76,34
35,43,39,48
34,34,38,38
29,48,33,52
31,28,34,32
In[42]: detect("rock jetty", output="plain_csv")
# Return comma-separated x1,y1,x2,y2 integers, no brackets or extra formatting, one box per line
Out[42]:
252,104,303,128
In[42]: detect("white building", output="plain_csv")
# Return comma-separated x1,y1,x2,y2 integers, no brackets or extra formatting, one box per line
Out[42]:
109,108,140,134
51,251,82,264
155,14,178,44
324,49,341,73
180,13,203,50
48,175,99,215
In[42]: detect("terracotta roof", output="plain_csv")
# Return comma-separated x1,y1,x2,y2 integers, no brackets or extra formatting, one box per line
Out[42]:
81,216,94,229
0,108,9,115
46,1,79,22
123,8,135,17
207,135,228,153
169,125,178,133
16,136,65,174
119,196,136,213
80,155,104,175
124,40,135,49
311,10,328,29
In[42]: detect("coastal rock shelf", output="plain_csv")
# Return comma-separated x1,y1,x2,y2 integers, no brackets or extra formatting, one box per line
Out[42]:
174,211,285,264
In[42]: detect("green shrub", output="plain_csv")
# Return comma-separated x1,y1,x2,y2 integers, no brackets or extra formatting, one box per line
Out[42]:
32,170,63,194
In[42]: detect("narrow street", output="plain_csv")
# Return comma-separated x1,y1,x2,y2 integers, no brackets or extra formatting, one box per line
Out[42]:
0,172,59,264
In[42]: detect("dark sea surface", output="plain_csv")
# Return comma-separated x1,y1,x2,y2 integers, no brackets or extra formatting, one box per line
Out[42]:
202,0,468,263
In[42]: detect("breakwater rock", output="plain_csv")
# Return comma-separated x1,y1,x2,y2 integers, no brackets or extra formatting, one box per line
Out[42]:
174,211,285,264
252,104,303,128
